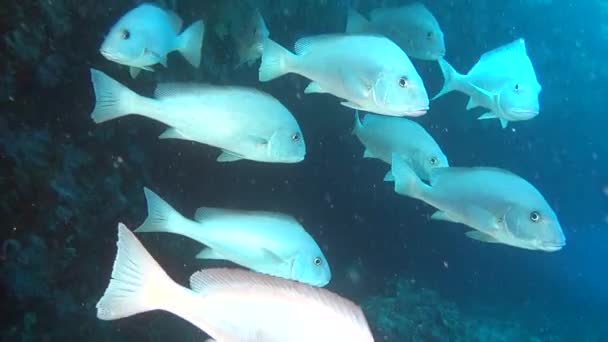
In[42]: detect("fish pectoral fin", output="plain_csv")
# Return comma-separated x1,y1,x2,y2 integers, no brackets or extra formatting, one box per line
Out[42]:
499,118,509,129
477,112,498,120
304,82,327,94
383,170,394,182
195,248,226,260
158,128,190,140
159,55,168,67
217,150,245,162
129,67,141,78
466,96,481,110
465,231,501,244
363,149,375,158
260,248,288,265
341,101,366,110
430,211,458,223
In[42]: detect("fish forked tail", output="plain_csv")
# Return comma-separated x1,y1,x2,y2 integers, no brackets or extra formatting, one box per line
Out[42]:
96,223,178,320
258,38,297,82
134,187,187,235
385,153,425,199
345,7,372,34
90,69,143,123
432,58,466,100
176,20,205,67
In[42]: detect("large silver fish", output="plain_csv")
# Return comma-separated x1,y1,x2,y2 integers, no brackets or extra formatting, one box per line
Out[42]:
100,3,205,78
387,154,566,252
433,39,542,129
135,187,331,287
89,69,305,163
96,223,375,341
353,111,448,181
259,35,429,117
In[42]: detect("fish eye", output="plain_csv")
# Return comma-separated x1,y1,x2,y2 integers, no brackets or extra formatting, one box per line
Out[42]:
313,257,322,266
514,83,520,91
426,31,434,39
398,77,409,88
291,132,300,141
120,29,131,40
529,211,541,223
429,156,438,166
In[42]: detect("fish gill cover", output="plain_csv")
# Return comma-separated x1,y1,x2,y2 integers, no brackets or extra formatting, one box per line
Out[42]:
0,0,607,341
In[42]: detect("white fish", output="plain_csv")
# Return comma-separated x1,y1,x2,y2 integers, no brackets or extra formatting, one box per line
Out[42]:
353,112,448,181
433,39,542,128
346,3,446,61
96,223,375,342
134,187,331,287
259,35,429,117
89,69,305,163
387,154,566,252
100,3,205,78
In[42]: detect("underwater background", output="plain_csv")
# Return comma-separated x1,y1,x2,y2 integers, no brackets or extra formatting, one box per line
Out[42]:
1,0,607,340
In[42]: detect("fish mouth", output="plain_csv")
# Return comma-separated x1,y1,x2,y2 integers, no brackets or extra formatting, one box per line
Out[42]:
405,107,429,117
539,241,566,252
100,49,122,63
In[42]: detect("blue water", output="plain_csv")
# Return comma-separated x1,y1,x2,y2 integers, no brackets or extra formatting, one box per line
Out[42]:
1,0,607,340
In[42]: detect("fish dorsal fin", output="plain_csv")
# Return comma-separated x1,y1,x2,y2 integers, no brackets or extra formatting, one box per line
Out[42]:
479,38,527,63
167,10,183,33
345,8,371,34
429,167,519,185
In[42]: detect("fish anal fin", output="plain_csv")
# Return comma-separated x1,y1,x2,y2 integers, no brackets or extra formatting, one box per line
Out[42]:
195,248,225,260
430,211,458,223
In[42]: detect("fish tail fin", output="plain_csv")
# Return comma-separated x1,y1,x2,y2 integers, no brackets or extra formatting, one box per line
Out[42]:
432,58,465,100
176,20,205,67
352,110,363,135
90,69,142,123
96,223,178,320
134,187,185,235
258,38,296,82
345,8,371,33
387,153,424,198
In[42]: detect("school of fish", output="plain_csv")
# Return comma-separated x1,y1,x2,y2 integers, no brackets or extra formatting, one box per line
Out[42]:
90,2,565,341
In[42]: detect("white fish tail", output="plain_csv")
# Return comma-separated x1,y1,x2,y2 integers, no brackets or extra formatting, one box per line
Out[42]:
345,8,371,33
176,20,205,67
90,69,144,123
258,38,297,82
96,223,178,320
388,153,424,199
432,58,466,100
134,187,190,235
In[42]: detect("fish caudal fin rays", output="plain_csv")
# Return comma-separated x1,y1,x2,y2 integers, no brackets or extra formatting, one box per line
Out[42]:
432,58,465,100
259,38,297,82
96,223,176,320
176,20,205,68
387,154,425,199
134,187,184,234
345,8,371,34
90,69,141,123
195,248,226,260
465,231,501,244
